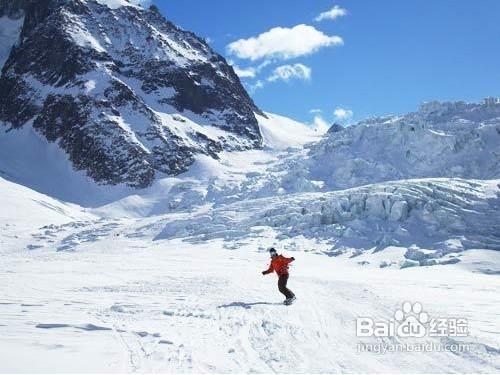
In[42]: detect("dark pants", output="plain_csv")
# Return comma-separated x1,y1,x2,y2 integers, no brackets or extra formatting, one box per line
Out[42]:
278,274,295,299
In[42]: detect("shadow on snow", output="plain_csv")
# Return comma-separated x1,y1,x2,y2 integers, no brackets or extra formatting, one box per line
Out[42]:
217,301,281,309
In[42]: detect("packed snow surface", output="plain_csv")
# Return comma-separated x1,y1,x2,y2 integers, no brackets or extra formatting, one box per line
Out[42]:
1,214,499,372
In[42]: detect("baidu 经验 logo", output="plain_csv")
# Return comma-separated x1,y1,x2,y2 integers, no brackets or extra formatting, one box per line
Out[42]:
356,302,468,338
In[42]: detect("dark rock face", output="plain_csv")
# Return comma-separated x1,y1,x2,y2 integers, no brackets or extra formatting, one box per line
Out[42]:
327,123,344,134
0,0,27,18
0,0,263,187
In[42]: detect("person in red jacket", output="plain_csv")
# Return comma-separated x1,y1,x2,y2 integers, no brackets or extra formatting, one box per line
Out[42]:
262,247,296,304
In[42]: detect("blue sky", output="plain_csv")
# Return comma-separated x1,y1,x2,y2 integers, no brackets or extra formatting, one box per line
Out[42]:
151,1,500,125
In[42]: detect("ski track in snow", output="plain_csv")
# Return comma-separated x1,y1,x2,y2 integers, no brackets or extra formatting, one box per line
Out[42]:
1,213,499,372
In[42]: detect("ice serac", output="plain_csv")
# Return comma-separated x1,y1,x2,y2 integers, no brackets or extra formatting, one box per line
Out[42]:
304,99,500,190
0,0,263,188
156,178,500,253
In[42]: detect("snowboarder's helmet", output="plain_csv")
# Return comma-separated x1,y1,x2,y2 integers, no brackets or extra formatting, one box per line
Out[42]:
268,247,278,257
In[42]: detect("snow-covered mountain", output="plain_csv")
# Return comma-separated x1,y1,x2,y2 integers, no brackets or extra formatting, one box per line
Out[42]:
0,0,263,188
302,99,500,190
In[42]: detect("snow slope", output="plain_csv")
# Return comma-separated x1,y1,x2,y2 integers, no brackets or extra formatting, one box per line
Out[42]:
0,176,94,252
91,112,324,217
0,217,499,373
0,177,92,229
0,124,134,206
0,101,499,373
0,112,317,214
257,112,325,150
0,15,23,70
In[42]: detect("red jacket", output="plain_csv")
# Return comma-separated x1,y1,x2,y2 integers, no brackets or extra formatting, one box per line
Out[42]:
263,255,294,276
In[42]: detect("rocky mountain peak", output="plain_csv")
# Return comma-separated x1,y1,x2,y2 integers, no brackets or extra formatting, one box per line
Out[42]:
0,0,264,187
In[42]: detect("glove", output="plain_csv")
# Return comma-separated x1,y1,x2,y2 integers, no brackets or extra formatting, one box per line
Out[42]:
262,271,266,275
291,257,295,261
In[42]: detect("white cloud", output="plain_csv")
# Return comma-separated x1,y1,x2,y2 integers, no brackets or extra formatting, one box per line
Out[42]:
233,66,256,78
227,24,343,61
229,60,272,79
312,115,330,133
247,80,265,93
333,107,353,120
267,63,311,82
245,64,310,92
128,0,152,6
315,5,348,22
256,60,272,70
309,108,323,114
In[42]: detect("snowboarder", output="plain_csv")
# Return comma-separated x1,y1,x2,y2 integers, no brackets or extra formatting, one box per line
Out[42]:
262,247,296,305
